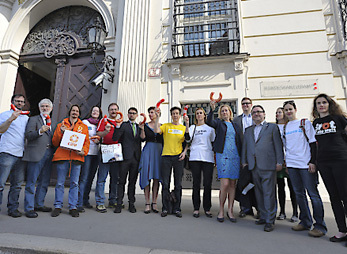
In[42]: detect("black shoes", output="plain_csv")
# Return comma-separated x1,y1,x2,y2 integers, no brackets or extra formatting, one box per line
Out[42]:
25,210,38,218
69,209,79,217
193,212,200,218
34,206,52,212
330,235,347,242
161,210,168,217
151,203,159,213
205,211,213,218
8,209,22,218
264,223,274,232
144,204,151,214
175,211,182,218
217,216,224,223
255,219,266,225
227,213,237,223
114,204,122,213
51,208,62,217
83,204,93,209
77,207,85,213
128,204,136,213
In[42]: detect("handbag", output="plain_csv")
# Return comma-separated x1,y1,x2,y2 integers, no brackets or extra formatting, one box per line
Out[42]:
100,144,123,163
184,125,196,170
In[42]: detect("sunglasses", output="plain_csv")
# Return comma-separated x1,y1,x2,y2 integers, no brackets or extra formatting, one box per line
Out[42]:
283,100,295,107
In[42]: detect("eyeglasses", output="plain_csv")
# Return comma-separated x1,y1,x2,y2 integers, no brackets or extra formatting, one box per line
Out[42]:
242,102,251,105
14,100,25,104
128,112,137,115
283,100,294,107
252,110,264,115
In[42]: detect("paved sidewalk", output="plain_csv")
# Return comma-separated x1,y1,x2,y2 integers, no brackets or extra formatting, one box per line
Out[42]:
0,187,345,254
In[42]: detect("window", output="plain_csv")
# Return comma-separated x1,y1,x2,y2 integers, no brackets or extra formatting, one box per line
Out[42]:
172,0,240,58
182,101,236,126
339,0,347,40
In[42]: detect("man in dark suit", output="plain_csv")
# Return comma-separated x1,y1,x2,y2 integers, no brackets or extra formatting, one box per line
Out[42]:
234,97,257,218
241,105,284,232
113,107,144,213
23,98,55,218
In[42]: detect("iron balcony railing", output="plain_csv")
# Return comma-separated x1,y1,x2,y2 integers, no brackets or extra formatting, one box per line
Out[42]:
339,0,347,40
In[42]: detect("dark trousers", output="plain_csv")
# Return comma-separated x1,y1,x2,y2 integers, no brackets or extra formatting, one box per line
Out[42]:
190,161,214,211
277,177,298,216
318,160,347,233
117,158,139,205
161,155,184,212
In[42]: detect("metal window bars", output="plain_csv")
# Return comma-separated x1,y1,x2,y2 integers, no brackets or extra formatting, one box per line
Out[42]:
172,0,240,58
339,0,347,40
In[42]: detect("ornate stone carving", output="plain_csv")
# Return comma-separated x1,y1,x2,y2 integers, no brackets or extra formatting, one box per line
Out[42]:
21,6,105,56
44,33,78,58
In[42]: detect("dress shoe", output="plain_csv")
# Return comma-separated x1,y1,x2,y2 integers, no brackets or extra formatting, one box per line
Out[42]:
264,223,274,232
151,203,159,213
25,210,38,218
255,219,266,225
217,216,224,223
292,224,310,231
193,212,200,218
51,208,61,217
330,235,347,242
114,204,122,213
34,206,52,212
205,211,213,218
227,213,237,223
128,204,136,213
69,209,79,217
144,204,151,214
308,228,325,237
161,210,168,217
8,209,22,218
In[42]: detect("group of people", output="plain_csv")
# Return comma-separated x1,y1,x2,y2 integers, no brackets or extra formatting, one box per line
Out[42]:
0,93,346,247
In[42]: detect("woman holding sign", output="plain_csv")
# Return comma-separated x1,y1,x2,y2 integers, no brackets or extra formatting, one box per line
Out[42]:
51,105,90,218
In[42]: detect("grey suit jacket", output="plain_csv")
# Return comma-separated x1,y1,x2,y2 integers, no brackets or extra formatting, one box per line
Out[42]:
241,122,284,170
23,115,55,162
233,114,243,139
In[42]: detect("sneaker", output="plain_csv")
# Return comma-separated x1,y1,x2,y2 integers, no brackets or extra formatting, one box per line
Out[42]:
290,215,299,223
161,210,168,217
128,203,136,213
107,203,116,209
292,224,309,231
276,213,286,220
51,208,61,217
8,209,22,218
25,210,38,218
114,204,122,213
77,207,85,213
308,228,325,237
69,209,79,217
175,211,182,218
96,205,107,213
83,204,93,209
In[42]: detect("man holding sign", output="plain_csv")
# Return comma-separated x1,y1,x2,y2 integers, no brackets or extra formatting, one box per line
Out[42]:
51,105,89,218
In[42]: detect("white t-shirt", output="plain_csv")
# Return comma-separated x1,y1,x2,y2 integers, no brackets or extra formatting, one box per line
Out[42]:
284,119,316,169
83,119,99,156
188,124,216,163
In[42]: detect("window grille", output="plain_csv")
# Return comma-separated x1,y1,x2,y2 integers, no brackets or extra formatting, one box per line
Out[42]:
339,0,347,40
182,101,237,126
172,0,240,58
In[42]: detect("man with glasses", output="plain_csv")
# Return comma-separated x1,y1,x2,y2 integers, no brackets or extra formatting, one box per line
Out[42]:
22,98,55,218
113,107,144,213
234,97,258,218
241,105,284,232
95,103,121,213
0,94,29,217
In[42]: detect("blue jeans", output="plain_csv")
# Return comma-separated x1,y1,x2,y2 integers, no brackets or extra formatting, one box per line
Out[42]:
288,168,327,233
95,161,119,206
0,152,25,212
24,148,53,212
54,161,81,209
78,155,99,207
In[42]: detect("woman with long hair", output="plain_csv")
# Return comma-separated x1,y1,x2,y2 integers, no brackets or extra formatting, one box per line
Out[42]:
275,107,298,222
189,108,215,218
312,94,347,245
207,102,242,223
77,106,102,212
138,106,163,214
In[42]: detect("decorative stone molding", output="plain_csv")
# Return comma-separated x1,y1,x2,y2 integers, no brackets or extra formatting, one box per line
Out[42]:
171,64,181,77
336,50,347,68
54,58,67,67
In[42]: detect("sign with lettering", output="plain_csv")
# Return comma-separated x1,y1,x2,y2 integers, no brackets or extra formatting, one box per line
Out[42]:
260,79,319,97
60,130,86,151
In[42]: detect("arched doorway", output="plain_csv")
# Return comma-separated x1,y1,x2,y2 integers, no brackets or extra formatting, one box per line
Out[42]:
14,6,105,122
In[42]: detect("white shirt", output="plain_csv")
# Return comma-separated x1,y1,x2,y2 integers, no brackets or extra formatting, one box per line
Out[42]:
242,113,253,133
83,119,99,155
188,124,215,163
0,110,28,157
284,119,316,169
253,121,265,141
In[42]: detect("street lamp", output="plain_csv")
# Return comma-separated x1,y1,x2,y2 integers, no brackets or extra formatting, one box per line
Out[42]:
87,17,116,83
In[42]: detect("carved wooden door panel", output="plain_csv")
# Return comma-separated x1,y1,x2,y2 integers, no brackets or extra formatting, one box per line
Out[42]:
52,53,103,123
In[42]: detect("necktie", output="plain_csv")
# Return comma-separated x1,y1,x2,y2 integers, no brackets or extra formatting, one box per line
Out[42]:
132,123,136,136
